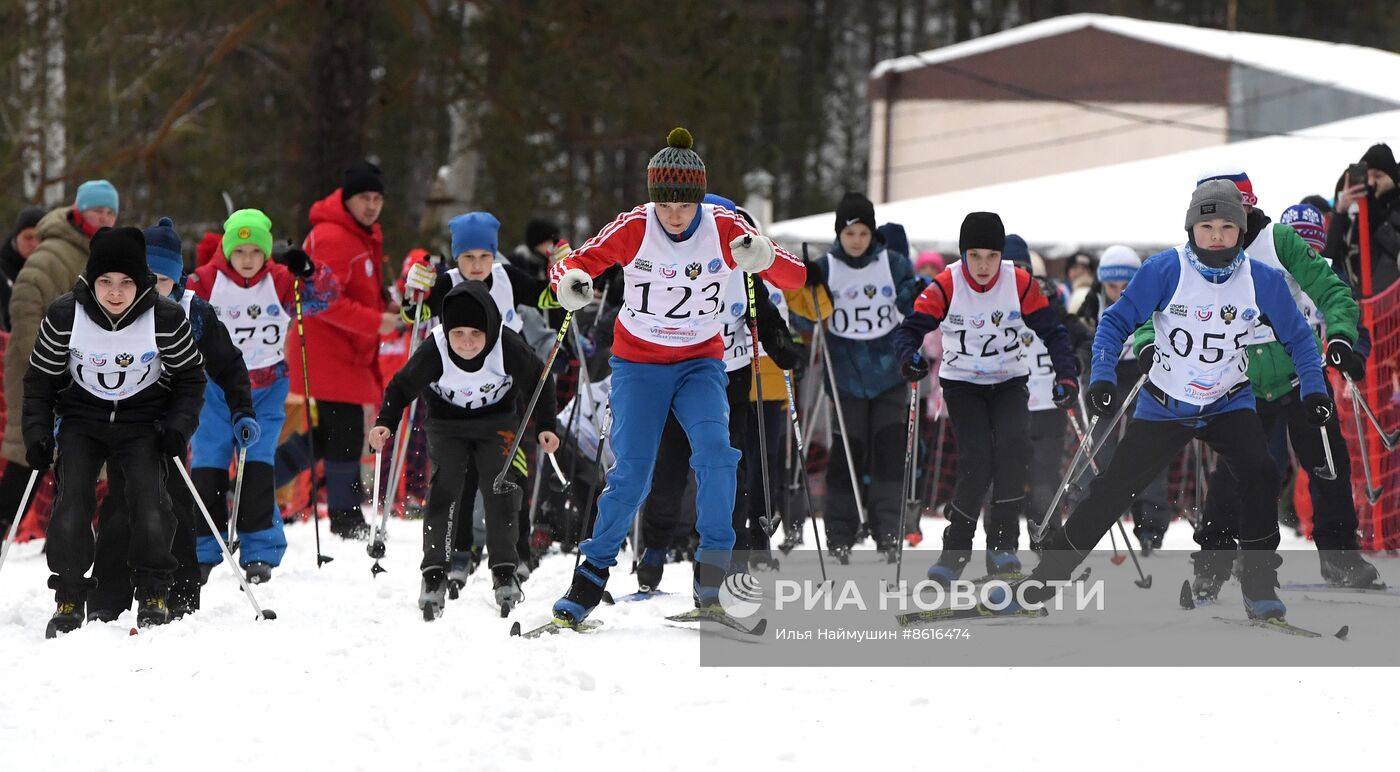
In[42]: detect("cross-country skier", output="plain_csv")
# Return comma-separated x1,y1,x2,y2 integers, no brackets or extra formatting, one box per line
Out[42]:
547,128,806,625
892,213,1080,583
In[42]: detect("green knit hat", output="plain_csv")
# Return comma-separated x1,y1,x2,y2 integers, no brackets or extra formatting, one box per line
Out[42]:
222,208,273,260
647,127,706,204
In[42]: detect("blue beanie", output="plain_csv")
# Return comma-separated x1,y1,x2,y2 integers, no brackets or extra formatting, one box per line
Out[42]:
144,217,183,283
449,212,500,258
75,179,119,214
1002,234,1032,272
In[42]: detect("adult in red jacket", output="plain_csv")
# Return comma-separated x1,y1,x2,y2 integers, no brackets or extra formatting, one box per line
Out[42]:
279,161,398,539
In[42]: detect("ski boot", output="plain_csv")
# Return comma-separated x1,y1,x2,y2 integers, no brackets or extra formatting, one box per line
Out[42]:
1136,530,1164,557
244,561,273,585
135,589,170,629
829,544,852,565
749,548,780,572
420,568,447,621
876,536,899,564
85,606,123,624
492,565,524,618
514,561,532,585
926,550,971,588
1239,551,1285,621
47,594,85,639
1190,550,1234,603
984,550,1022,578
552,562,610,625
198,563,215,585
329,508,371,541
1242,590,1286,621
1319,550,1385,589
636,547,665,593
692,561,727,609
446,547,481,600
778,525,804,555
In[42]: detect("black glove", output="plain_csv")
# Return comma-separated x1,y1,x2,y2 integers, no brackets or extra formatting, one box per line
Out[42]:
1137,344,1156,375
157,425,190,457
766,334,800,371
804,259,827,288
1303,392,1335,427
1325,338,1366,381
1086,380,1117,418
25,436,53,472
283,247,315,278
901,352,930,382
1051,377,1079,409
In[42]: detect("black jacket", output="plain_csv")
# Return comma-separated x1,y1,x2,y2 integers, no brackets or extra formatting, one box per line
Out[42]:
24,278,206,446
1324,187,1400,293
183,292,254,420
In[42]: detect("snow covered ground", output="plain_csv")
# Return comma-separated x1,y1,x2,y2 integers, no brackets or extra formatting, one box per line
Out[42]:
2,512,1397,771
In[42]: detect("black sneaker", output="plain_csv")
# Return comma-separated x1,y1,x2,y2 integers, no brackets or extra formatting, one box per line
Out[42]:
329,509,371,540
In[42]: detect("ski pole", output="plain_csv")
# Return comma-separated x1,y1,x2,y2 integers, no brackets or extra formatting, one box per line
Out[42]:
809,284,870,540
1314,425,1338,481
574,403,612,570
293,277,332,567
173,457,275,620
494,310,574,494
1342,372,1399,450
368,448,387,576
0,470,40,581
1067,408,1150,586
889,377,920,590
546,451,569,490
382,289,432,525
781,368,829,584
228,448,247,554
743,269,776,537
1350,389,1383,504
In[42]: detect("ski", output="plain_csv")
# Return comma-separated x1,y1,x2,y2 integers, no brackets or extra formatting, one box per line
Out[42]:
613,590,675,603
1279,582,1396,596
1179,579,1222,610
1213,616,1348,640
510,617,603,639
665,606,767,637
896,605,1048,627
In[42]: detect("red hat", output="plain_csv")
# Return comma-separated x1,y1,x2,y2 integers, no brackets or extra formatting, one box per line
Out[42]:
1196,165,1257,207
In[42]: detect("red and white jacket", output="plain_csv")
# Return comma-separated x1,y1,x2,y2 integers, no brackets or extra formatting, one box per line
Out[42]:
549,203,805,364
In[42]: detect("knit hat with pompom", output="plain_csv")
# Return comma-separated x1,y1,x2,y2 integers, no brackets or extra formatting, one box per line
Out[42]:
647,128,707,204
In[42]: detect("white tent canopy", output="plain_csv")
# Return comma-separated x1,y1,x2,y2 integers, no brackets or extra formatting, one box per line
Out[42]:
769,109,1400,256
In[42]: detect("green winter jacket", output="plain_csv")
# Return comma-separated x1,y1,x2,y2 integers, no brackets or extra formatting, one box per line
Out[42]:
1133,220,1358,403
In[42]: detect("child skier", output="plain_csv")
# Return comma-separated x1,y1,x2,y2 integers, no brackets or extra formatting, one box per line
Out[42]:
547,128,806,625
24,226,206,635
792,192,924,560
87,217,255,620
369,281,559,620
892,213,1080,582
185,209,322,584
1020,181,1333,622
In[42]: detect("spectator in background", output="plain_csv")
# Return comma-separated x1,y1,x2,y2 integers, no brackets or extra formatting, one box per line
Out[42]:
277,161,396,540
0,180,119,537
509,217,560,280
1,207,46,332
1063,251,1096,314
914,250,945,281
1327,143,1400,293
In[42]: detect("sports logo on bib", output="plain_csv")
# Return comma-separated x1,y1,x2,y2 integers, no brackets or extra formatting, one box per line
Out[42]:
140,351,156,364
685,263,702,280
1221,305,1237,324
730,302,745,318
1195,305,1213,321
660,264,677,279
844,287,858,299
991,310,1004,327
247,305,262,320
1020,331,1035,347
881,286,893,298
708,258,723,274
863,284,876,299
115,353,133,368
228,307,241,319
970,314,986,329
90,354,107,366
1242,308,1257,321
635,259,653,273
267,304,281,317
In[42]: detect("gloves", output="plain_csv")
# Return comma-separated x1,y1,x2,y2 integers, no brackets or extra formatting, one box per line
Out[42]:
901,353,930,383
766,334,800,371
549,241,572,265
233,414,262,450
557,268,593,311
1325,338,1366,381
804,259,827,288
1051,378,1079,409
405,261,438,294
1303,392,1335,427
729,234,776,273
25,436,53,472
1086,380,1117,418
283,248,315,278
157,425,190,457
1137,344,1156,375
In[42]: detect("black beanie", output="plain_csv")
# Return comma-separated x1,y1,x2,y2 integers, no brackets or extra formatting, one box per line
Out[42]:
441,280,501,369
834,192,877,234
959,212,1005,254
85,227,153,290
524,218,560,248
342,160,384,200
1361,143,1399,185
11,206,44,236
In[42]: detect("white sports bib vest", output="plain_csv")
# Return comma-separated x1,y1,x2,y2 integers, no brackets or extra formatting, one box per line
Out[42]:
1023,332,1056,411
721,271,753,372
939,262,1029,385
1245,225,1323,343
427,325,514,410
209,271,289,370
826,250,903,340
1148,247,1257,405
445,265,523,333
68,306,162,401
618,203,730,348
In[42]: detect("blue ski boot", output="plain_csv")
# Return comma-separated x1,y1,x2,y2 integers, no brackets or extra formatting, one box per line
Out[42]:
1242,593,1286,621
1239,551,1285,621
926,551,970,587
985,550,1022,577
552,562,610,625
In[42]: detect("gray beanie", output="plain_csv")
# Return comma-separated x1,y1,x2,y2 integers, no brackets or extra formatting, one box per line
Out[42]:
1185,179,1246,232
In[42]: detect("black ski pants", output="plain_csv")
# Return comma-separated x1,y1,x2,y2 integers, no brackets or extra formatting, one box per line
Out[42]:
89,456,202,614
825,383,907,548
421,420,521,573
940,377,1031,553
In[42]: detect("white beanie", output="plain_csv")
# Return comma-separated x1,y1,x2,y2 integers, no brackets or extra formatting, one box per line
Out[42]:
1097,245,1141,283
